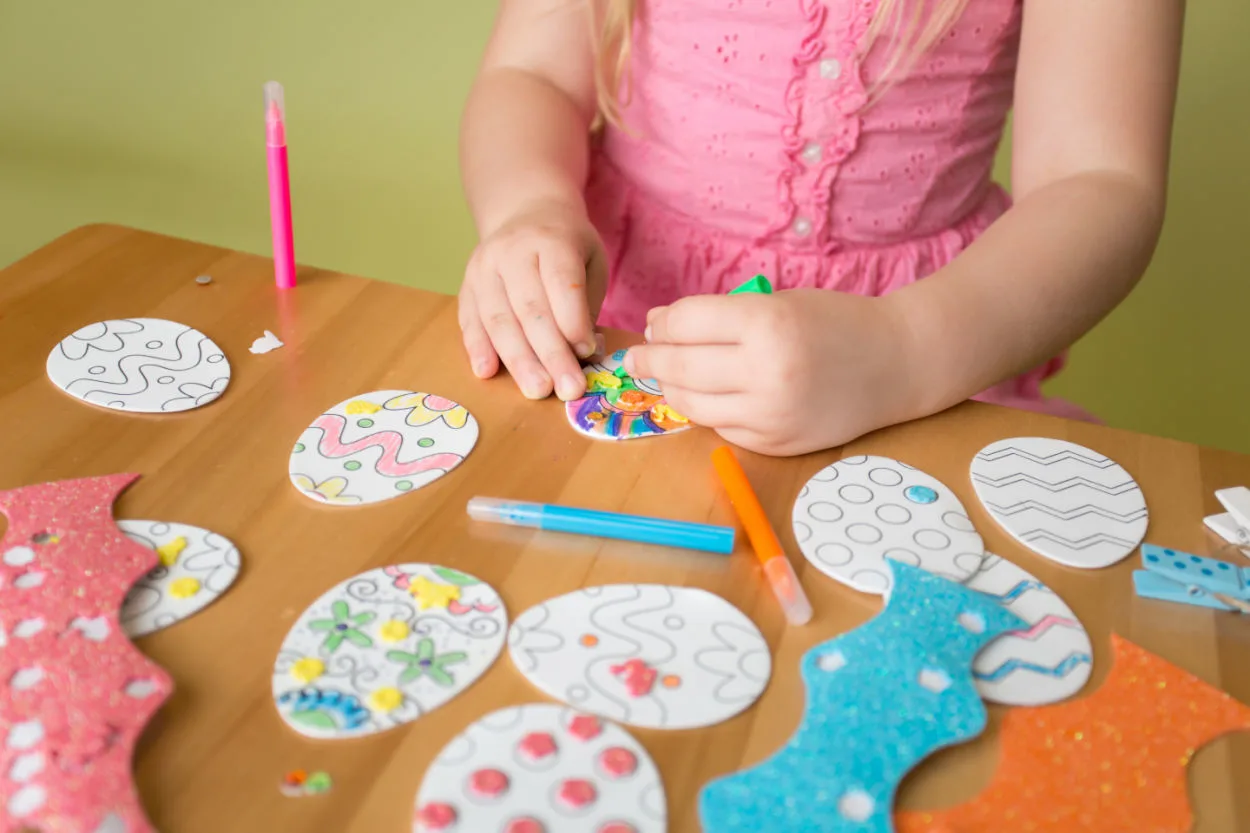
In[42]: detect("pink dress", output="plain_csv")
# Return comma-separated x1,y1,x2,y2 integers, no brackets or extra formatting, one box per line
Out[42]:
585,0,1094,421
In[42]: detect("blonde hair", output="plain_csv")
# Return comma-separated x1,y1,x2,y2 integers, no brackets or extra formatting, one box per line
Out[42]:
592,0,971,125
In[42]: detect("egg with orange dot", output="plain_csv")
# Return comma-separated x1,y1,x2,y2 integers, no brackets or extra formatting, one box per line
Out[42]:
509,584,771,729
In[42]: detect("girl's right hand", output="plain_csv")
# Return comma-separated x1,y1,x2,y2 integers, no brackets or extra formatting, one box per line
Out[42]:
459,199,606,401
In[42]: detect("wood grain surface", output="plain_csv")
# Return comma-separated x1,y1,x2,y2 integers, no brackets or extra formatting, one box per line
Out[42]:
2,225,1247,832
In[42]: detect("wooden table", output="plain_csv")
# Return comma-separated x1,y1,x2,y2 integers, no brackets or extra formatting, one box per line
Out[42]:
2,224,1248,833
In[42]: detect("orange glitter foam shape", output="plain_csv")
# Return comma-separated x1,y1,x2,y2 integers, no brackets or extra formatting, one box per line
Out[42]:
896,634,1250,833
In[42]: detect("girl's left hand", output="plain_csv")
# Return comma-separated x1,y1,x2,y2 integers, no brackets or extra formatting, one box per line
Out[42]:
623,290,925,456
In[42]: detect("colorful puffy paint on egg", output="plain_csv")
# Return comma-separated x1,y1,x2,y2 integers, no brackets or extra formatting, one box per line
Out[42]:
509,584,771,730
413,704,666,833
289,390,479,506
566,350,691,441
272,564,506,740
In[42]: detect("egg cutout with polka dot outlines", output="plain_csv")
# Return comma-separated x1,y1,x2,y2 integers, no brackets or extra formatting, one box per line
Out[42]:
414,704,666,833
792,455,985,595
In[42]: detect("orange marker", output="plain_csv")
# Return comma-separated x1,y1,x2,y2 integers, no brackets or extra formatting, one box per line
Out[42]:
711,445,813,625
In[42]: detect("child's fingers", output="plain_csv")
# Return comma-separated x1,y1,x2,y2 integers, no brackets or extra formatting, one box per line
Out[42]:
457,284,500,379
646,296,751,345
475,270,554,399
711,425,781,457
537,245,598,359
656,385,753,429
502,258,587,402
623,344,744,394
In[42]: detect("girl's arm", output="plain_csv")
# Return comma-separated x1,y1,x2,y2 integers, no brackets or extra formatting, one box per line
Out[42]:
626,0,1184,456
891,0,1184,415
459,0,603,401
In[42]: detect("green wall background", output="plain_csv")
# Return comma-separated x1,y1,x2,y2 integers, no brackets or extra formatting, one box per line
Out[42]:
2,1,1246,453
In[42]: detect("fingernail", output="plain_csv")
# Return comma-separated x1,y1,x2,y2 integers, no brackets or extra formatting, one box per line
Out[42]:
521,376,551,400
472,360,490,378
575,341,594,359
643,325,652,342
622,350,637,376
557,373,585,401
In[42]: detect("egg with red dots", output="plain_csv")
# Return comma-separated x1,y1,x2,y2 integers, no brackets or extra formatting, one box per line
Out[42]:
413,704,665,833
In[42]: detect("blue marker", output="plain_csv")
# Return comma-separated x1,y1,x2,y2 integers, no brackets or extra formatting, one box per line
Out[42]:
467,497,735,555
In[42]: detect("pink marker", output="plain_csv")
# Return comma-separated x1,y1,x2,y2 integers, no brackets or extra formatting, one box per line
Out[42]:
265,81,296,289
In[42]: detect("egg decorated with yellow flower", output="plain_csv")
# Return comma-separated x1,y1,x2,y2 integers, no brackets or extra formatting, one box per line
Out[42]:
272,563,507,740
289,390,479,506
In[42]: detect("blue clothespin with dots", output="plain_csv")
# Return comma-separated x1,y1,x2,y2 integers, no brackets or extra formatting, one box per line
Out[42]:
1132,544,1250,612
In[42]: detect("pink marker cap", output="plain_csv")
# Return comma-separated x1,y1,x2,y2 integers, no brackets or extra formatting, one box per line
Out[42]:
264,81,286,147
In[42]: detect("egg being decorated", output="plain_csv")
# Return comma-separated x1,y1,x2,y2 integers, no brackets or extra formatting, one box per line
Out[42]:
566,350,691,441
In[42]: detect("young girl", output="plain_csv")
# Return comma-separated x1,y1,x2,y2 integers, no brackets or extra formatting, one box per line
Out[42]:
457,1,1181,456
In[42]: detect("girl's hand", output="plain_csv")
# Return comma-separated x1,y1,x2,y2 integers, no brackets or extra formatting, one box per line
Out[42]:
623,290,925,456
459,199,607,401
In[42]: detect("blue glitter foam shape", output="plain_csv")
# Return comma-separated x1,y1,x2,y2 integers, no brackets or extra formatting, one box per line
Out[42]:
699,560,1026,833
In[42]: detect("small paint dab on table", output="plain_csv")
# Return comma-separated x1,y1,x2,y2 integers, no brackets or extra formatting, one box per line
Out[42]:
280,769,307,797
304,771,333,794
195,275,213,285
280,769,332,797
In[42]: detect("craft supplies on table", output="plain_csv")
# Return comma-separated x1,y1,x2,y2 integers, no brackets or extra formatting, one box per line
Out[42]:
264,81,296,290
280,769,333,797
467,496,735,554
1132,543,1250,612
1206,485,1250,551
711,445,812,625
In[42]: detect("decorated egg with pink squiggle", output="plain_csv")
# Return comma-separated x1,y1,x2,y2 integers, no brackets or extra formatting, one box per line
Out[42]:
288,390,479,506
